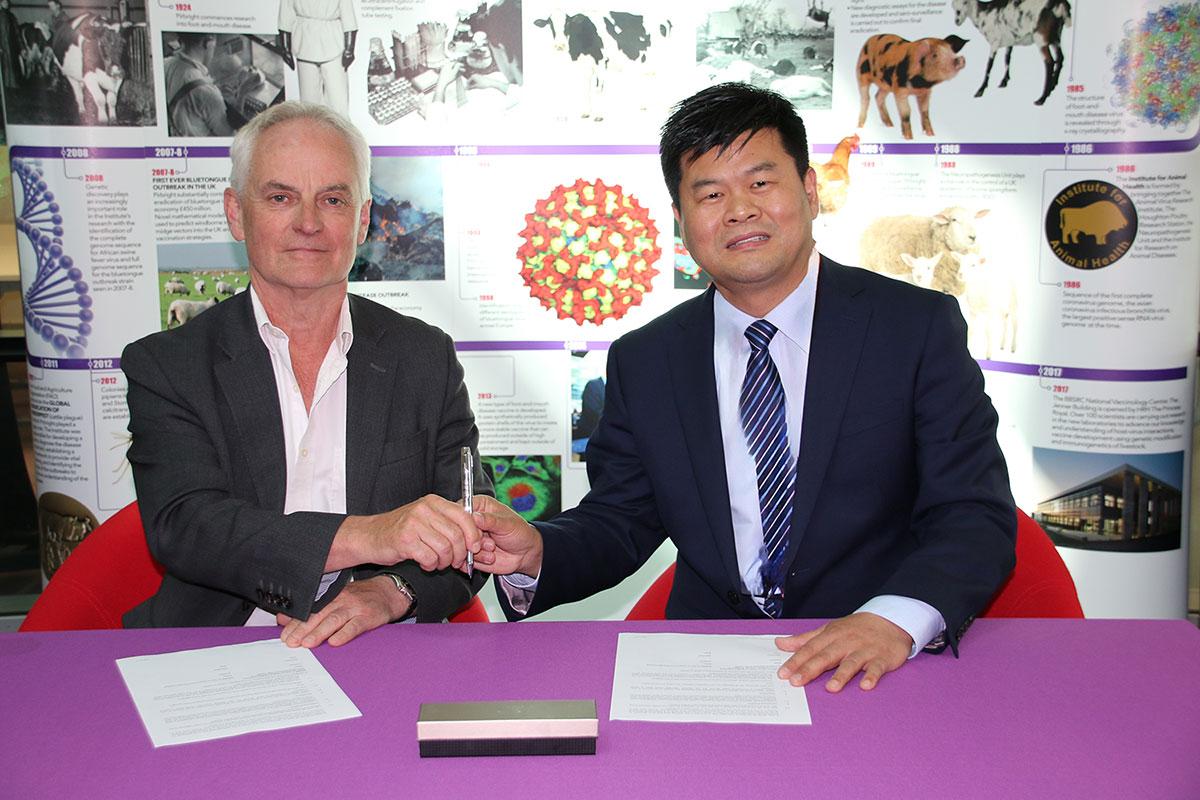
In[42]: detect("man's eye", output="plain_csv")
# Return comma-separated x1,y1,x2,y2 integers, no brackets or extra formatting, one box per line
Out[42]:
752,180,769,188
270,194,288,203
325,197,345,206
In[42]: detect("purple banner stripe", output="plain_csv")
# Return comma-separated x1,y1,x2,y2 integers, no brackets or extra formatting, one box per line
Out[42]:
153,146,228,158
455,340,612,352
11,146,146,159
27,356,121,370
979,359,1186,381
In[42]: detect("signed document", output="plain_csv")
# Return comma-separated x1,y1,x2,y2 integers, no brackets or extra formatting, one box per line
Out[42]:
610,633,811,725
116,639,361,747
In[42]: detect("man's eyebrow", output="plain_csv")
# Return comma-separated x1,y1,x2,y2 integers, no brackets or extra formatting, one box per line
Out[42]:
744,160,778,174
261,180,354,194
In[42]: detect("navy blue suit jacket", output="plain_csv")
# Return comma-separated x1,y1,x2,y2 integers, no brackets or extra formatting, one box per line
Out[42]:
501,257,1015,649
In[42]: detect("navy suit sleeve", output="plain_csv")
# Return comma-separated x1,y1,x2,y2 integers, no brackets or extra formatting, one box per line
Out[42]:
877,293,1016,647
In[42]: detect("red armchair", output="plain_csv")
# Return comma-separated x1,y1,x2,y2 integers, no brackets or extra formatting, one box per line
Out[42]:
21,501,488,630
625,509,1083,620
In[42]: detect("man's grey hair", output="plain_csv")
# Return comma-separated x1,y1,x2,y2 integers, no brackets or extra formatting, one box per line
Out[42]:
228,102,371,202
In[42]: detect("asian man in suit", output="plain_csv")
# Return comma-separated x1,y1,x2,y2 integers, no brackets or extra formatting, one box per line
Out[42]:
122,101,488,646
473,82,1016,692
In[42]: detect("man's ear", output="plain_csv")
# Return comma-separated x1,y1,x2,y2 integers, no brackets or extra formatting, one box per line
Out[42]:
803,167,819,220
672,204,688,248
224,187,245,242
357,198,372,246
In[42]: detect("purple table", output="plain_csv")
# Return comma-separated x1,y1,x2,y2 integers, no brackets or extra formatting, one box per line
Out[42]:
2,619,1198,799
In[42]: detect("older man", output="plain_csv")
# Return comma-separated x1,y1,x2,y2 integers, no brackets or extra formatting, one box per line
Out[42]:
122,102,487,646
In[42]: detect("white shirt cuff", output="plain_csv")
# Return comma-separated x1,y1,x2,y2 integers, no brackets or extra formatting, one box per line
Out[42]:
856,595,946,659
498,571,539,615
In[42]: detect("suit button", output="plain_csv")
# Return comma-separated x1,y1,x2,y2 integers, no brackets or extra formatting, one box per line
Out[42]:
726,591,740,605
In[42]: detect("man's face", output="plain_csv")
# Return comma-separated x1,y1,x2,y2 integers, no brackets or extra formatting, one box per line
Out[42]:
673,128,818,313
223,119,370,295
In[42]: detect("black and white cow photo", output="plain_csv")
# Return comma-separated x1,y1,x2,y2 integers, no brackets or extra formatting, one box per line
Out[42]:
0,0,155,127
526,7,681,123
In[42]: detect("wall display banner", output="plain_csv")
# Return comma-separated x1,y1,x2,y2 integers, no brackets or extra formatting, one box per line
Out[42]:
2,0,1196,619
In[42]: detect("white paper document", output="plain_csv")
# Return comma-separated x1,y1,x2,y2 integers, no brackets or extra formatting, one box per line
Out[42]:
610,633,811,725
116,639,361,747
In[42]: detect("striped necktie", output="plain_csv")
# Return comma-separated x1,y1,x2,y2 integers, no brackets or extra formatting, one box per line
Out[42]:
739,319,794,619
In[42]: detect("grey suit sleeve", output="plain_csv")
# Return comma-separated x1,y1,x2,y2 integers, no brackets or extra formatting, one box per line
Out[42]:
123,338,341,622
358,333,493,621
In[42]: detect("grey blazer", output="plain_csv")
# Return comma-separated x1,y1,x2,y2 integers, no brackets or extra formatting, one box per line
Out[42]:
122,291,489,628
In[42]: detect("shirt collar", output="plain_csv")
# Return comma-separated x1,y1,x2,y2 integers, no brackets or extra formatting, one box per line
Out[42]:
250,285,354,356
713,247,820,354
175,51,210,76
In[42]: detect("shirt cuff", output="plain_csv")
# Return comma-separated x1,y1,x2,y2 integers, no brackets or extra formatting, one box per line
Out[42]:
498,571,539,615
856,595,946,659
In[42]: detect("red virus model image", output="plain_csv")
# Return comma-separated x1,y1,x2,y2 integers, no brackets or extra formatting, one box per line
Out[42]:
516,178,662,326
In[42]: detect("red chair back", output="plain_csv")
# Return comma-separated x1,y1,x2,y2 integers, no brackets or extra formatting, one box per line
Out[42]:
21,500,491,629
448,595,490,623
625,562,676,621
981,509,1083,618
20,501,164,631
625,510,1084,621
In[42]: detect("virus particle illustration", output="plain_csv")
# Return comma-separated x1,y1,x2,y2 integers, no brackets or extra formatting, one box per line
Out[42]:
1111,3,1200,128
14,159,91,357
516,178,661,326
483,455,561,523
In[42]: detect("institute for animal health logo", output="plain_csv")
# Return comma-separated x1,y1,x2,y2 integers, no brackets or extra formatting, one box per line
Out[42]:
1045,180,1138,269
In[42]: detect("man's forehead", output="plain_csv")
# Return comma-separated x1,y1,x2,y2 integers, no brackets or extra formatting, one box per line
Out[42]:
683,129,773,167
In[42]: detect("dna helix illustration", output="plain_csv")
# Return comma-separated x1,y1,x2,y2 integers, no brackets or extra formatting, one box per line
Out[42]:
14,158,93,358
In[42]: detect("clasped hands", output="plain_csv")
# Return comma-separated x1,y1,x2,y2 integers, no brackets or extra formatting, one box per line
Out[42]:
283,495,916,691
279,493,487,649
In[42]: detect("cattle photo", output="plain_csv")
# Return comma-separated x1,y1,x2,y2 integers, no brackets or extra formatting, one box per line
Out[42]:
696,1,834,110
525,7,682,124
0,0,155,127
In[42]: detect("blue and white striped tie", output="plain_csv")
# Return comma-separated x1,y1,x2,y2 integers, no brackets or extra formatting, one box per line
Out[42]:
739,319,794,619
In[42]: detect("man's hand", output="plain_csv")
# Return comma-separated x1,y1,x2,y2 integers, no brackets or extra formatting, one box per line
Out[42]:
278,575,409,648
330,494,480,574
775,612,913,692
470,494,543,577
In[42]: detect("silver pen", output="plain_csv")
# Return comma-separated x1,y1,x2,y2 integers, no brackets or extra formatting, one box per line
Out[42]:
461,446,474,577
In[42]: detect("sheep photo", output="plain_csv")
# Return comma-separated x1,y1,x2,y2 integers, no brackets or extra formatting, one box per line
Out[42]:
858,206,1020,361
157,268,248,330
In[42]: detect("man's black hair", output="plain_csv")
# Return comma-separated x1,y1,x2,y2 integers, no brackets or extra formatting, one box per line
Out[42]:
659,82,809,207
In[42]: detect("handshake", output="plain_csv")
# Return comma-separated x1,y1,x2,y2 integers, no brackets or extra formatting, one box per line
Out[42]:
346,494,542,580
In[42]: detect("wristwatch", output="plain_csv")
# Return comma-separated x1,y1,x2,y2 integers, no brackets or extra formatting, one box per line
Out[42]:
382,572,417,619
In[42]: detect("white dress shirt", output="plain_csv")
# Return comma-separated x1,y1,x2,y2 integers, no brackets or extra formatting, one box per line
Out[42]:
715,250,943,656
244,287,352,626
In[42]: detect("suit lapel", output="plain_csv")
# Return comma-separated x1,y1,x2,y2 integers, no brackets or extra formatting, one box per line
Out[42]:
784,259,871,570
668,288,742,590
344,295,397,515
214,292,287,512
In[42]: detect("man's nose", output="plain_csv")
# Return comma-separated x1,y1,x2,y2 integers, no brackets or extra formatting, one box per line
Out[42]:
725,192,759,224
294,200,322,233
